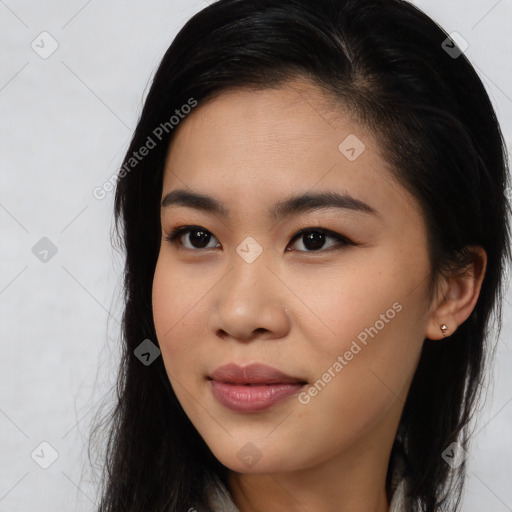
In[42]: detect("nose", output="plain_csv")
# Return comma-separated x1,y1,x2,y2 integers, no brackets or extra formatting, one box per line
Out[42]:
209,253,291,343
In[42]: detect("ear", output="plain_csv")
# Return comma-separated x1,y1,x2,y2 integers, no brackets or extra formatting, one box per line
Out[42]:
425,246,487,341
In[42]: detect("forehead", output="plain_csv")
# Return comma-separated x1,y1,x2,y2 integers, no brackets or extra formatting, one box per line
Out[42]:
165,82,362,180
161,80,419,223
168,80,356,155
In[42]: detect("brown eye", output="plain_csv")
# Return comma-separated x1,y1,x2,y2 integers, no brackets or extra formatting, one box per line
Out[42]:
164,225,354,253
165,226,221,250
288,228,353,252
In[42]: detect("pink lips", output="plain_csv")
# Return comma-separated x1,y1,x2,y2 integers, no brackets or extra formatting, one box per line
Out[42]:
208,363,307,412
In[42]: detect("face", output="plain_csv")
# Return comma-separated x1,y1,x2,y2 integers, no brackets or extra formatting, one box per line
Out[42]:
152,80,435,475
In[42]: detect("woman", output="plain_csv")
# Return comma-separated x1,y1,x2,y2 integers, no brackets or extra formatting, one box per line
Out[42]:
90,0,510,510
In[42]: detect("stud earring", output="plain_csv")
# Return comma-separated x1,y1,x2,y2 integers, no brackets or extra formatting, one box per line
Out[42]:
440,324,448,336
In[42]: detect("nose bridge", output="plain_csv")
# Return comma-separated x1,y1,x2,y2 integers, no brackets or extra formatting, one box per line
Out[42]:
211,241,290,340
225,242,274,307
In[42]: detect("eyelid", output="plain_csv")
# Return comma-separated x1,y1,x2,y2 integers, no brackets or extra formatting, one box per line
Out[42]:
163,224,357,252
164,225,220,249
287,225,356,249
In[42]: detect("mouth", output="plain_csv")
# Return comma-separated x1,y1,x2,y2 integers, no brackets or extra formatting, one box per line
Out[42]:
208,362,308,386
207,363,307,413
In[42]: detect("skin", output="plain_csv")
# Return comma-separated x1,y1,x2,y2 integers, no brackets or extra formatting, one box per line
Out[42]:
152,79,486,512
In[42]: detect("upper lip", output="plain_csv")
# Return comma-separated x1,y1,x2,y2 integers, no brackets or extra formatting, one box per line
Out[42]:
209,363,307,385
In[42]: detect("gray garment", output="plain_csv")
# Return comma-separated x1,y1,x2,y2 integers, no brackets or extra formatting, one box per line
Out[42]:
204,467,410,512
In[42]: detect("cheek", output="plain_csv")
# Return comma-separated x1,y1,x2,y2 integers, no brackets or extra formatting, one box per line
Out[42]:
290,259,426,422
152,255,215,382
152,257,193,361
152,255,202,337
152,259,174,340
282,259,404,354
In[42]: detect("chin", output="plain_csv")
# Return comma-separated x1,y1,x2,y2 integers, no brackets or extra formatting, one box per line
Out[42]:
204,437,313,476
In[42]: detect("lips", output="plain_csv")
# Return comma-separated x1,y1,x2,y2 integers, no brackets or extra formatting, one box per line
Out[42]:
208,363,307,413
208,362,307,385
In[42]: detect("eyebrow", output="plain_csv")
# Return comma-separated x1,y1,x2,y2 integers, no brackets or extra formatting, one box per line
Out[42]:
160,189,379,220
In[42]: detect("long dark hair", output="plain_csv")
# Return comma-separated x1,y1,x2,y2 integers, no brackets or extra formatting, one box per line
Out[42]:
89,0,511,510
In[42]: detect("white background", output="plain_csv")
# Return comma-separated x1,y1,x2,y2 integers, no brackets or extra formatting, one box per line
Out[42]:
1,1,511,510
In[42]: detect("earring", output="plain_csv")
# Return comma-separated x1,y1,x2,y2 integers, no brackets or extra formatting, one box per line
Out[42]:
440,324,448,336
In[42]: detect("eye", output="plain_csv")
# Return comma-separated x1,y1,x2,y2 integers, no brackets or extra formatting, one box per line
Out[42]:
164,225,221,250
164,225,354,253
287,227,354,252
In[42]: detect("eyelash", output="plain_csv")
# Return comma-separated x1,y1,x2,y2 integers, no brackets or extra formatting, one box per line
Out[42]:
163,224,357,253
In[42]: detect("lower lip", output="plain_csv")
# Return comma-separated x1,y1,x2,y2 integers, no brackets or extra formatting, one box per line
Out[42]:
210,380,305,412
